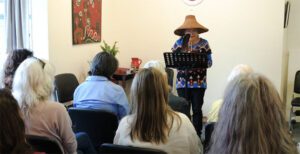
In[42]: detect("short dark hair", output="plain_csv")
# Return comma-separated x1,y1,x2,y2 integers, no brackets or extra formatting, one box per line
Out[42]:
3,49,33,89
0,89,32,154
90,51,118,78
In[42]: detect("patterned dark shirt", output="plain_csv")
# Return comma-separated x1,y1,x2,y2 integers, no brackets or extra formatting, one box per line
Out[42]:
172,38,212,89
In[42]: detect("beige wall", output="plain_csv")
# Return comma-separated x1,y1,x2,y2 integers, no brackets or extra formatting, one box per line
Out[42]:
286,0,300,117
47,0,286,115
48,0,99,82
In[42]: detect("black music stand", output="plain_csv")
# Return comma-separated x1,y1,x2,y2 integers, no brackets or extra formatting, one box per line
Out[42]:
163,52,208,100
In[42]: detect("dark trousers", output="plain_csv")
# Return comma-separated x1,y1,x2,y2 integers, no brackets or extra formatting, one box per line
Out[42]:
177,88,205,136
76,132,97,154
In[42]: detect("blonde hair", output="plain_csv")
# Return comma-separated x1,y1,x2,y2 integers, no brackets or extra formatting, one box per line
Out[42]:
130,68,181,144
208,73,297,154
12,58,55,116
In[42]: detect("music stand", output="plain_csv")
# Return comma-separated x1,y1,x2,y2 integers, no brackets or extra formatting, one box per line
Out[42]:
163,52,208,100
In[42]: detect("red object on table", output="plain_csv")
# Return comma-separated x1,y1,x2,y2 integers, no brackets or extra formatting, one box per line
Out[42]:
131,58,142,70
113,68,135,89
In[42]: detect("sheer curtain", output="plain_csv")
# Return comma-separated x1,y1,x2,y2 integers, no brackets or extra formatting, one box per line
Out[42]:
6,0,31,53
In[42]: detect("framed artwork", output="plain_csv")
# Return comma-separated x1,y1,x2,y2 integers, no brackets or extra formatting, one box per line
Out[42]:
72,0,102,45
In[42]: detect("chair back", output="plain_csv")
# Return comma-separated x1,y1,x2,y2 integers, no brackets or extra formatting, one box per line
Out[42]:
68,108,118,148
165,68,174,87
26,135,63,154
100,143,167,154
54,73,79,103
203,122,215,152
294,70,300,94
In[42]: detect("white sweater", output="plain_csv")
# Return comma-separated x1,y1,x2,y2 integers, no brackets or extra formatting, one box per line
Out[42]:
114,112,202,154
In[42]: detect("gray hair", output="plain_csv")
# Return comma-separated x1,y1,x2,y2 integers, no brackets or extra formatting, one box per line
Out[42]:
143,60,166,76
12,58,55,115
208,73,297,154
227,64,253,82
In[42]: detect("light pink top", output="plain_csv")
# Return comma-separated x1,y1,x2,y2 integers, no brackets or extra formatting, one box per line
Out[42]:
24,101,77,154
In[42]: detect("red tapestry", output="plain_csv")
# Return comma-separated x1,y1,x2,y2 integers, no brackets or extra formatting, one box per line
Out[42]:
72,0,102,45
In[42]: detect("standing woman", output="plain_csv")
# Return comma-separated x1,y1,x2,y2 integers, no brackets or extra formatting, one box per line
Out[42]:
12,58,77,154
172,15,212,136
208,73,297,154
0,89,32,154
114,68,202,154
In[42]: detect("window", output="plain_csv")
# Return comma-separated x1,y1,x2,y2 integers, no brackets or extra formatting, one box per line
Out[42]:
0,0,32,55
0,0,5,54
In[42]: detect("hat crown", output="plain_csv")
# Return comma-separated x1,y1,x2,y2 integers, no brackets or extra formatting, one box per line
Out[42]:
174,15,208,36
183,15,199,28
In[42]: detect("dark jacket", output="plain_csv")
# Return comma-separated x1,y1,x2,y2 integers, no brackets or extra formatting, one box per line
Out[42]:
168,93,191,119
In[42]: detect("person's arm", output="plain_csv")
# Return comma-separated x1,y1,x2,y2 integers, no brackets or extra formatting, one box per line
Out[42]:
207,53,212,68
172,38,183,52
116,88,130,120
113,117,128,144
205,41,212,68
56,105,77,154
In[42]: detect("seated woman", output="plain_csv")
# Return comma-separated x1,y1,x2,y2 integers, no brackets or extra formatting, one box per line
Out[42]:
73,51,129,120
1,49,33,89
114,68,202,154
208,73,297,154
0,89,32,154
207,64,253,123
12,58,77,154
143,60,190,119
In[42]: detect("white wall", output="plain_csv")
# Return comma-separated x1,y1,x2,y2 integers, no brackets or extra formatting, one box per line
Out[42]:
47,0,286,115
102,0,286,115
286,0,300,116
32,0,49,60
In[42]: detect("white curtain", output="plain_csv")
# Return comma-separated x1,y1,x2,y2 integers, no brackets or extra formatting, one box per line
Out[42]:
6,0,31,53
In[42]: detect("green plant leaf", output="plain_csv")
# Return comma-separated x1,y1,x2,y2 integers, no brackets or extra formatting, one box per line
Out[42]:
100,40,119,56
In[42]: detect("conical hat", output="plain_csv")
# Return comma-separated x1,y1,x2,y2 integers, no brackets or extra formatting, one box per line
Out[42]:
174,15,208,36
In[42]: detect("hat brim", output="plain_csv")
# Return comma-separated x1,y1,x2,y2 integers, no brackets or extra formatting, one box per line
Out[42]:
174,28,208,36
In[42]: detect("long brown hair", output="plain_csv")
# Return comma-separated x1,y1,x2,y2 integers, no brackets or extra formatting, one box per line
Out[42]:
208,73,297,154
130,68,181,144
0,89,32,154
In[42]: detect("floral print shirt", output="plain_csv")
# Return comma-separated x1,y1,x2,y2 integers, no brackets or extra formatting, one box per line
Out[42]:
172,38,212,89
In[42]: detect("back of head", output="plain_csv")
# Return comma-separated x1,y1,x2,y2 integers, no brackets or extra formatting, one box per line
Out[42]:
90,51,118,78
209,73,297,154
227,64,253,82
0,88,31,154
130,68,178,144
3,49,33,89
143,60,166,76
12,58,55,115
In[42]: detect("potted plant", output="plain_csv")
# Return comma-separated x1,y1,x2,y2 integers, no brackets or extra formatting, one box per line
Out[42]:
100,41,119,56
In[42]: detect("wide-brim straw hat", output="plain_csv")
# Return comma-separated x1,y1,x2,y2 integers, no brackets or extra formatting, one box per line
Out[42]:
174,15,208,36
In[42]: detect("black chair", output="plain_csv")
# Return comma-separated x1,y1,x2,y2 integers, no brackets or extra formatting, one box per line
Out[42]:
290,70,300,130
26,135,63,154
100,143,167,154
54,73,79,106
165,68,174,87
203,122,215,152
68,108,118,148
